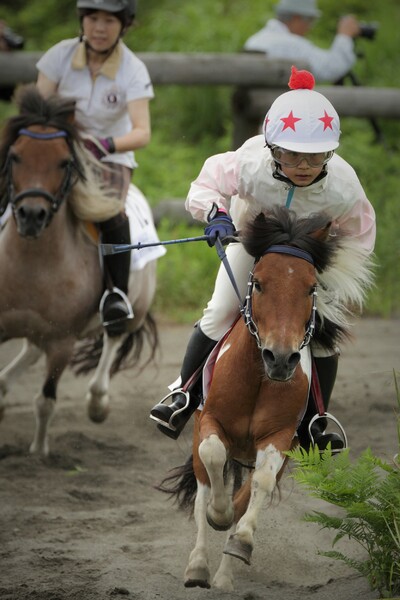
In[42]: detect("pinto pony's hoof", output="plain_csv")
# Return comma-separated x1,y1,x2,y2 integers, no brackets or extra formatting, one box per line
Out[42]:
206,510,233,531
223,534,253,565
184,579,211,589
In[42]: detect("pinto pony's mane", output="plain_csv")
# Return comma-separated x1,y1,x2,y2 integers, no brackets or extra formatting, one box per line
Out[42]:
241,206,375,351
0,84,119,222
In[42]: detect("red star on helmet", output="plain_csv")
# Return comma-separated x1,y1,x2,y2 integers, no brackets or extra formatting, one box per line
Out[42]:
319,110,334,130
280,110,302,131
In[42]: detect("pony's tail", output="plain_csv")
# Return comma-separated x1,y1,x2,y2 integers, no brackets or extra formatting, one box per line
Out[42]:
70,312,159,376
155,455,197,515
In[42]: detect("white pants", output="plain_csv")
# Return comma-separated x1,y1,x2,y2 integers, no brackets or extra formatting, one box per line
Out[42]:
199,242,335,358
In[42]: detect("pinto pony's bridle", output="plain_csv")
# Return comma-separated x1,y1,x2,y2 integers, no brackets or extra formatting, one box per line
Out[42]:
3,128,78,219
240,244,318,351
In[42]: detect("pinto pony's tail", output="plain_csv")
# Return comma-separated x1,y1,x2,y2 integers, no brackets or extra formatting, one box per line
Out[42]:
155,455,197,515
70,312,159,376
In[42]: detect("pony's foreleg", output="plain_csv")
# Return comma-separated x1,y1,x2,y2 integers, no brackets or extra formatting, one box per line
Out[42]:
224,443,285,565
199,434,234,531
87,334,121,423
184,482,212,589
0,339,42,421
30,341,72,456
212,525,236,591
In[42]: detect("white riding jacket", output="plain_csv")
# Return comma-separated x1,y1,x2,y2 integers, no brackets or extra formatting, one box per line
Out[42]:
186,135,376,345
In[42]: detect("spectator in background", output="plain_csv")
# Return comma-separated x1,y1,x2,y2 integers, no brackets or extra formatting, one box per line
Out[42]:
243,0,361,83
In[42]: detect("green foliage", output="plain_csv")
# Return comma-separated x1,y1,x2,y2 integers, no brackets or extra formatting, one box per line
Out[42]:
1,0,400,320
288,373,400,598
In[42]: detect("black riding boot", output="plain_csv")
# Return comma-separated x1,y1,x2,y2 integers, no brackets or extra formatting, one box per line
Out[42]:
297,355,345,452
150,323,217,440
99,214,133,337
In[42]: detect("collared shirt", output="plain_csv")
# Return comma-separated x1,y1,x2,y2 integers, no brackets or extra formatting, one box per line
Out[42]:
244,19,356,82
37,37,154,168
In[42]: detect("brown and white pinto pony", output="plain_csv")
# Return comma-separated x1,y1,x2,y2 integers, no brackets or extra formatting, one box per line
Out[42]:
0,85,159,455
158,206,374,591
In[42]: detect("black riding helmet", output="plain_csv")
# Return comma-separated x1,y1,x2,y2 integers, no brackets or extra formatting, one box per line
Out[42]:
77,0,136,29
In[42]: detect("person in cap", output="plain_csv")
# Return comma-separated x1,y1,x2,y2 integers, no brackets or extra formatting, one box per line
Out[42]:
244,0,361,82
36,0,154,337
150,66,376,449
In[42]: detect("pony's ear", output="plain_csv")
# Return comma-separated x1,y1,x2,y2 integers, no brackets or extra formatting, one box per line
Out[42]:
310,221,332,242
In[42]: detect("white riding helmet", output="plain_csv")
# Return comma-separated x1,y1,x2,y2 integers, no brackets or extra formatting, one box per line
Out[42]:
263,66,341,152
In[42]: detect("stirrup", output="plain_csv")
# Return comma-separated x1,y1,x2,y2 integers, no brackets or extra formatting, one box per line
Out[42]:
100,287,134,334
308,412,348,454
149,389,190,432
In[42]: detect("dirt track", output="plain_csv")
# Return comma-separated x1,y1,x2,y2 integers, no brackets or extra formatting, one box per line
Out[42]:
0,317,399,600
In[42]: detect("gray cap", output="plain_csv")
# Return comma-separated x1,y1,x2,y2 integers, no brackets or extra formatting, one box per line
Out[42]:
275,0,321,18
77,0,136,17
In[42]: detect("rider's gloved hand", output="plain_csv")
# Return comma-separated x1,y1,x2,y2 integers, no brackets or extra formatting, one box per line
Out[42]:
83,136,116,160
204,206,236,247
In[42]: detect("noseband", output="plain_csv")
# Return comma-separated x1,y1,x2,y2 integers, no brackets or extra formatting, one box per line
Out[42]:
4,128,76,218
241,244,318,350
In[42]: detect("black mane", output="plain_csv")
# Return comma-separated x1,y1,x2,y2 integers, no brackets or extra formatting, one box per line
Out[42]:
240,205,336,274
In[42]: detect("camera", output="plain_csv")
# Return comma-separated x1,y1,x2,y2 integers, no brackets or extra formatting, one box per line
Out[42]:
2,26,25,50
358,21,379,41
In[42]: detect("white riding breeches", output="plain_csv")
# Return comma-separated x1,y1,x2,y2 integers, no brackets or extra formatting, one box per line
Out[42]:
200,242,254,341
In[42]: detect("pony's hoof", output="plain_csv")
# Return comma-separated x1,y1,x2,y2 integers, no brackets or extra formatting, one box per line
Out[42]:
87,395,110,423
0,406,5,422
184,579,211,589
206,510,233,531
223,534,253,565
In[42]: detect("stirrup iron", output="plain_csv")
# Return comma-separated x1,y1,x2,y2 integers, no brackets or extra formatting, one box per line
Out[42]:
308,412,348,454
149,389,190,432
99,287,134,327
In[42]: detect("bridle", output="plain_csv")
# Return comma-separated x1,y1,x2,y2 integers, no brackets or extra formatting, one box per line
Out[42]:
240,244,318,351
4,128,77,219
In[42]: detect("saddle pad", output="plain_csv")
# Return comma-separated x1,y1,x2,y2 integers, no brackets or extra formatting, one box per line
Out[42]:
126,184,166,271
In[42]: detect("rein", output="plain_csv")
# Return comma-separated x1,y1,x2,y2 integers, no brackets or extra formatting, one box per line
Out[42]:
5,128,76,218
240,244,318,351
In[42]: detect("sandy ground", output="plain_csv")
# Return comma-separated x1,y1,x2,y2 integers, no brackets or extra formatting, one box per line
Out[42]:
0,317,399,600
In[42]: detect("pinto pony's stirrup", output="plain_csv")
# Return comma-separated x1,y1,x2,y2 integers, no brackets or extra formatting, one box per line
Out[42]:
149,389,190,432
99,287,134,327
308,412,348,454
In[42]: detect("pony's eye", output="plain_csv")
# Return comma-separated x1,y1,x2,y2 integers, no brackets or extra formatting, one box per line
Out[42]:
60,158,72,169
309,285,317,296
253,280,262,293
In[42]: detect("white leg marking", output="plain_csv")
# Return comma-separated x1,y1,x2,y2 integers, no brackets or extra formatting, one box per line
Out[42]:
234,444,285,549
184,482,211,586
213,526,236,591
29,392,55,456
199,435,234,529
0,340,41,416
87,334,122,422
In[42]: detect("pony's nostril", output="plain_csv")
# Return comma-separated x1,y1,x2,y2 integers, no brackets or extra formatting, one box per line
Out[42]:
287,352,301,369
262,348,275,366
36,208,47,224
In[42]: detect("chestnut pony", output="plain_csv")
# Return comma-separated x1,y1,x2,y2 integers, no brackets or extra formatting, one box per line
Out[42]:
158,206,374,591
0,85,158,455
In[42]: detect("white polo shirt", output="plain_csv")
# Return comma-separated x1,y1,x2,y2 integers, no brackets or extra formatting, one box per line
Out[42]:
36,38,154,169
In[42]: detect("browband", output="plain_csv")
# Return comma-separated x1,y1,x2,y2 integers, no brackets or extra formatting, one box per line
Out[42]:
262,244,314,265
18,128,68,140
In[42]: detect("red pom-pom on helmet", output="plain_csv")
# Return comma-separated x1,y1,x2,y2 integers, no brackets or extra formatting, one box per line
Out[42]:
288,65,315,90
